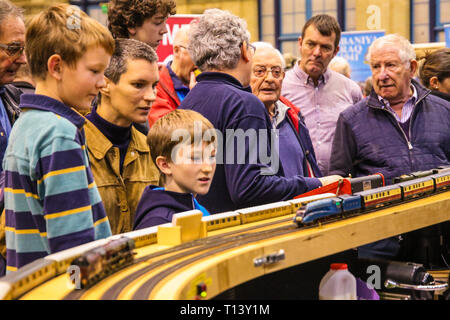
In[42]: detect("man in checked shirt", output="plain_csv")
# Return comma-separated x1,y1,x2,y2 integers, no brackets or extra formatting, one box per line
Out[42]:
281,14,362,176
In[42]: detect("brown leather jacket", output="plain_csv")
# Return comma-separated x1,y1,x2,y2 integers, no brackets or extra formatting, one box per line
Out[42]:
84,120,159,234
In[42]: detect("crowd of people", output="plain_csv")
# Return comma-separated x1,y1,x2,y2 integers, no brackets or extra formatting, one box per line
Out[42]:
0,0,448,277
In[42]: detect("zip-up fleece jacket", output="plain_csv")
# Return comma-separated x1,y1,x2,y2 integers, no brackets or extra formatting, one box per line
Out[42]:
133,185,203,229
329,79,450,184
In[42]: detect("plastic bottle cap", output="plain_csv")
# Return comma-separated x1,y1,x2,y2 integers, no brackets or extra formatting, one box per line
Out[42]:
330,263,348,270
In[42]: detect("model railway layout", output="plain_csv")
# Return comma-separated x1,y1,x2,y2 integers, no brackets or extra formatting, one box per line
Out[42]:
0,168,449,300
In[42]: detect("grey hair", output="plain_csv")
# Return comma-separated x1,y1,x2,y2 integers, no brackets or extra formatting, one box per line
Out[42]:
188,8,250,71
252,41,286,69
366,34,416,67
0,0,24,37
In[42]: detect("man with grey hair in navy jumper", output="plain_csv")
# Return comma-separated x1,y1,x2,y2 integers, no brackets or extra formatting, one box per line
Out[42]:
179,9,341,214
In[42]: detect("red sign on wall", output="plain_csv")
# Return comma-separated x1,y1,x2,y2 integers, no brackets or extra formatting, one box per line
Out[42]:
156,14,200,63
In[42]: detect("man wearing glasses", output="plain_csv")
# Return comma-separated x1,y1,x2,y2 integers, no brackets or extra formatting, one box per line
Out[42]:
250,42,321,179
148,25,197,127
0,0,26,277
0,0,26,171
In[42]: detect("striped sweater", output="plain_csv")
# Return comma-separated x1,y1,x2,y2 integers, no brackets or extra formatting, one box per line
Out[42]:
3,94,112,272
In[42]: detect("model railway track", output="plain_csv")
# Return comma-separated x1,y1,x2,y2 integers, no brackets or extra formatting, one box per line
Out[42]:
62,216,295,300
109,224,298,300
62,188,450,300
62,204,390,300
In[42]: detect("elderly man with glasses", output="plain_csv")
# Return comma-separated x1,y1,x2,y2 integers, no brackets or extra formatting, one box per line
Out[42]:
250,42,321,179
0,0,26,277
147,25,197,127
0,0,26,171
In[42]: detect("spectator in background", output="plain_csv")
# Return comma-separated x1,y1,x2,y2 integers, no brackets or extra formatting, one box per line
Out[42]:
107,0,176,51
250,42,321,179
84,39,160,235
329,34,450,261
283,52,298,71
363,76,373,97
329,56,351,78
107,0,177,134
179,9,341,214
0,0,26,170
148,25,197,127
281,14,362,175
419,48,450,102
0,0,26,277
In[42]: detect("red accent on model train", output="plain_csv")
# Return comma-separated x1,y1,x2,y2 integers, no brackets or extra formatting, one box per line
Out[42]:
294,179,352,199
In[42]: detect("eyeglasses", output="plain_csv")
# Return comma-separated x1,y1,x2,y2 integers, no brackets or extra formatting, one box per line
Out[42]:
240,42,256,54
253,66,283,79
248,43,256,54
0,42,25,57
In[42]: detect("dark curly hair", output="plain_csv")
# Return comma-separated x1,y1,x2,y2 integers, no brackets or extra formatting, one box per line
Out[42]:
107,0,176,39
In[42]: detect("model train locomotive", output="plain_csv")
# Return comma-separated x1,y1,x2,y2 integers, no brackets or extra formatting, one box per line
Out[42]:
294,170,450,226
69,237,136,289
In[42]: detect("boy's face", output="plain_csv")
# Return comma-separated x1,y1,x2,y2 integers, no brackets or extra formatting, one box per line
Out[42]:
165,142,216,196
129,13,168,50
59,46,111,112
104,58,158,127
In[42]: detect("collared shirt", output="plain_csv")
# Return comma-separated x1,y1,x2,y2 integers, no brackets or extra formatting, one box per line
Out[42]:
281,63,363,175
378,84,418,123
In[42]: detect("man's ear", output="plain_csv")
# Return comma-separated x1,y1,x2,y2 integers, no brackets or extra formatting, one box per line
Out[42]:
155,156,172,176
333,45,340,58
47,54,63,80
409,59,418,77
298,36,303,50
99,76,111,97
173,45,181,56
241,41,251,63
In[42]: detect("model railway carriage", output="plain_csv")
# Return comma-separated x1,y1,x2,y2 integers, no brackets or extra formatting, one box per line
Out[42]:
349,173,385,193
356,185,402,209
203,211,241,231
392,166,450,184
70,237,135,289
237,201,292,224
432,171,450,190
398,176,435,199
